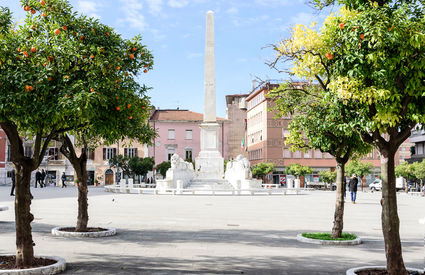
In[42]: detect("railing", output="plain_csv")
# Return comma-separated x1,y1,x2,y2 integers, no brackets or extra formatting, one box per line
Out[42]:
104,185,304,196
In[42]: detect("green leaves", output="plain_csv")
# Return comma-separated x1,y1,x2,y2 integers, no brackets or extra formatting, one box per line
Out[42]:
251,163,275,179
285,163,313,177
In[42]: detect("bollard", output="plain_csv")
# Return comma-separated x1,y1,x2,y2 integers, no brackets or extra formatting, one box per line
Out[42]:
177,180,183,195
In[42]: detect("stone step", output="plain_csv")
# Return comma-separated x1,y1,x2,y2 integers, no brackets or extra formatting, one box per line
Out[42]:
186,179,234,190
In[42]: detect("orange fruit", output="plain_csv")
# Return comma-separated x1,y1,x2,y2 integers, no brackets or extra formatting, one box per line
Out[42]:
24,6,31,11
116,66,120,70
42,13,47,17
360,34,365,39
40,0,46,6
106,32,110,36
132,47,136,52
65,75,70,79
129,116,132,120
116,96,119,100
31,9,36,14
127,104,131,109
31,47,36,53
90,88,94,93
325,53,333,60
90,54,94,59
144,65,148,68
48,77,52,81
62,26,68,31
143,69,148,73
23,51,29,57
129,54,135,59
116,106,120,111
54,29,60,35
142,106,146,109
80,35,84,40
339,22,344,29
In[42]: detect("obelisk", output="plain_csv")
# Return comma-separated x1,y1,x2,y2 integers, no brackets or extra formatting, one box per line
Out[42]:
195,11,224,179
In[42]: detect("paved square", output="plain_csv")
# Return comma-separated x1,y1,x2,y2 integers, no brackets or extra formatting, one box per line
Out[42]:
0,187,423,274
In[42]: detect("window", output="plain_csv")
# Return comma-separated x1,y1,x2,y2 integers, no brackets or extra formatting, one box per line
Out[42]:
283,148,291,158
314,150,322,159
293,151,301,158
47,147,59,160
417,143,424,155
7,145,12,162
185,149,193,161
168,129,175,140
167,147,176,161
304,150,312,158
124,148,138,158
24,145,33,158
103,148,117,160
81,148,95,160
282,129,289,138
185,130,193,140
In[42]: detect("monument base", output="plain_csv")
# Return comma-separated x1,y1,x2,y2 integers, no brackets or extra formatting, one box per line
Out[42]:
195,151,224,179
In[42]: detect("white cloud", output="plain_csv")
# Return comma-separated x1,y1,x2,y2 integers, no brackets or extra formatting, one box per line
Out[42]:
77,0,102,19
225,7,238,14
145,0,163,14
118,0,148,30
168,0,189,8
289,12,316,27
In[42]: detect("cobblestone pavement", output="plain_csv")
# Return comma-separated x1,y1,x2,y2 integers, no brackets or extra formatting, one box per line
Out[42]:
0,186,423,274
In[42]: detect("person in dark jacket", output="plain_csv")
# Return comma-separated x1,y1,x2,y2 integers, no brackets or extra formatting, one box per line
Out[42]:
41,169,46,187
61,172,67,188
35,170,42,188
348,174,359,204
10,169,15,196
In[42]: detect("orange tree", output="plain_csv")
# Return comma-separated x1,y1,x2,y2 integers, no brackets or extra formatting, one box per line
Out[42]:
309,0,425,273
0,0,153,267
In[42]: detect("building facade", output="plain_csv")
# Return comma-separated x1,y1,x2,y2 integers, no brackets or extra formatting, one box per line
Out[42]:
407,126,424,163
225,94,248,159
245,81,410,186
148,109,229,167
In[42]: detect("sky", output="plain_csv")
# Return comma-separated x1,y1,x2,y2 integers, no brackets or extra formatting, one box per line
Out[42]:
3,0,333,118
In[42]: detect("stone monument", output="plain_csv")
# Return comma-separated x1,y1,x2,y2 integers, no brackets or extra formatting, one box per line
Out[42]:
195,10,224,179
156,154,195,191
225,155,262,190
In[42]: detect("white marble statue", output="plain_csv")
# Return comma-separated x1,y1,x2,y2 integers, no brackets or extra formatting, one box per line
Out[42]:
225,155,262,189
156,154,195,191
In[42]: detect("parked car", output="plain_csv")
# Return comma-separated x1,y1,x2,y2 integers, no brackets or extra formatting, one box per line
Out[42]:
369,179,382,191
369,177,406,191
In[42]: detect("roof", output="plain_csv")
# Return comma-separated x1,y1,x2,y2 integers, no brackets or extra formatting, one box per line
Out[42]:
150,109,228,122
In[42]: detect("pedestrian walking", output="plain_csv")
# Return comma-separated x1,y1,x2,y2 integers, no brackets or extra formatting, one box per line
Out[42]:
41,169,46,187
10,169,15,196
348,174,359,204
35,170,42,188
61,172,67,188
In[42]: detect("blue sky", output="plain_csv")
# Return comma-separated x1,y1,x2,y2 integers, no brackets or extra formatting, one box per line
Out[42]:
3,0,332,118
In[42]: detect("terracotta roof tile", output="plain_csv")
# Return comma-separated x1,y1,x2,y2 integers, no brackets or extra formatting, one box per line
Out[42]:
150,110,227,121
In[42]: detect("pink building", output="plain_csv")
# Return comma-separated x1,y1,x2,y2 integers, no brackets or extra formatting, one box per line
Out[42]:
148,109,229,166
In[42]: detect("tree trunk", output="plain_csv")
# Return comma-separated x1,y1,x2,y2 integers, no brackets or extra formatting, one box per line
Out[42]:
74,158,89,232
380,149,408,275
14,165,35,267
331,161,345,238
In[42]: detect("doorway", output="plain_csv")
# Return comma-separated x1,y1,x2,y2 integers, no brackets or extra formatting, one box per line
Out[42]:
105,169,114,185
87,171,95,185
